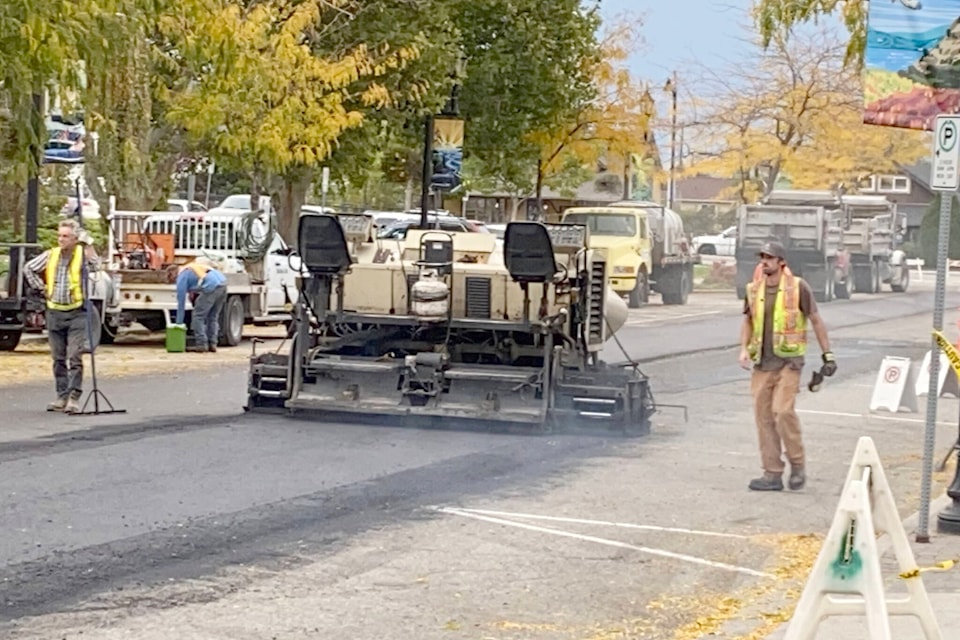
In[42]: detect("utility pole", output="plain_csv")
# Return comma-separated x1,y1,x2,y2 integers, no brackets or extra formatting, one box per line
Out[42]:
664,71,678,209
25,92,44,244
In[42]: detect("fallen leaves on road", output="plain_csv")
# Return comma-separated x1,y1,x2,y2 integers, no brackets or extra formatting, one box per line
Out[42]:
578,532,823,640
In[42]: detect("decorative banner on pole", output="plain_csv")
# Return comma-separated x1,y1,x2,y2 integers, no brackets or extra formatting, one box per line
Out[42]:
864,3,960,130
430,117,464,193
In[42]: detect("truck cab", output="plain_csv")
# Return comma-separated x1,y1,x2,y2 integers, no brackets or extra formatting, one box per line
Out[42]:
562,202,696,307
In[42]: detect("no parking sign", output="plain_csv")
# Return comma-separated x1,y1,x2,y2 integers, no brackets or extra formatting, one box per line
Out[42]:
870,356,918,413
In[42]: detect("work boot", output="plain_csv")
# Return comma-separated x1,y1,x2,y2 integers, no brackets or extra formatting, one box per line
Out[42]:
186,344,208,353
46,396,68,412
207,344,217,353
748,473,784,492
789,466,806,491
64,395,81,415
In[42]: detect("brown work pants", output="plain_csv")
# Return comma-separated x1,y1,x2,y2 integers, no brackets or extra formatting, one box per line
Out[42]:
751,367,804,475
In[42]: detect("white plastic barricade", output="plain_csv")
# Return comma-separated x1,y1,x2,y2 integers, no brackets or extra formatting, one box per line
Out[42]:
783,437,942,640
915,351,960,398
869,356,918,413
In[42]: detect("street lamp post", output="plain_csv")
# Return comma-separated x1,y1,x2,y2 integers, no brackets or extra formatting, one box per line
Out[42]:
664,71,678,209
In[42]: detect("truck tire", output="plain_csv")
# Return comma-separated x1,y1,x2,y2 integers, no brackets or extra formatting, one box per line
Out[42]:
834,277,851,299
661,267,690,305
853,263,879,294
628,271,649,308
891,266,910,292
219,295,244,347
698,245,716,255
0,329,21,351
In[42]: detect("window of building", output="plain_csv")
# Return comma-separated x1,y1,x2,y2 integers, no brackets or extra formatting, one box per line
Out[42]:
867,174,911,194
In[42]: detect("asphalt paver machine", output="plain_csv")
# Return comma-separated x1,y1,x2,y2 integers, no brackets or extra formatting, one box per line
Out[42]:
246,213,656,435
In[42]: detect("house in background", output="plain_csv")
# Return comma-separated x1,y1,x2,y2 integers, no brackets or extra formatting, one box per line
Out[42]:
859,162,935,245
672,174,739,234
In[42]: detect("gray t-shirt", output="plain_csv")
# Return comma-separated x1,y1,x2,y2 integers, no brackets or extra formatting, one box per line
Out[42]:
743,279,817,371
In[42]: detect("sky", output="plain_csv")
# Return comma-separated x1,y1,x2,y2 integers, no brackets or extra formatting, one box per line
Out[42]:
597,0,756,86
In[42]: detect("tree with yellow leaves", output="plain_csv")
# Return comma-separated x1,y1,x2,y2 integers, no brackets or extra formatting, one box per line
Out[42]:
165,0,420,243
528,16,656,206
685,26,927,203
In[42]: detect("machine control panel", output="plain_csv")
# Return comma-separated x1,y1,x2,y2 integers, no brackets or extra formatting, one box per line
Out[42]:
337,214,373,241
543,223,588,253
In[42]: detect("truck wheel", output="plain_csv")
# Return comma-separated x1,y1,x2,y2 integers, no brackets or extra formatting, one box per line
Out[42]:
698,245,716,255
834,278,850,299
661,268,690,305
891,266,910,292
219,295,244,346
0,329,21,351
628,271,649,308
852,265,876,294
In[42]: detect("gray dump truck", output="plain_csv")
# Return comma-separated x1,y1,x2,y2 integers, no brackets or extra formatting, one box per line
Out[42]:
734,190,909,301
734,192,845,302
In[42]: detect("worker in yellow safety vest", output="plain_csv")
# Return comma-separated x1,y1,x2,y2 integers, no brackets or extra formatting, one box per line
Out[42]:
24,219,100,414
175,260,227,353
737,240,835,492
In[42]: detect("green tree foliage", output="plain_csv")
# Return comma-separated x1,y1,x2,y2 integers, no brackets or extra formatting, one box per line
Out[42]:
81,1,196,212
753,0,867,63
454,0,601,208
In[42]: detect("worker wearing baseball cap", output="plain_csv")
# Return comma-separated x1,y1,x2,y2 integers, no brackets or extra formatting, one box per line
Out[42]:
737,240,836,491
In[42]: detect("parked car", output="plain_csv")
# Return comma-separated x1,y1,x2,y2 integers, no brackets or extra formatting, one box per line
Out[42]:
301,204,336,215
692,226,737,256
486,223,506,239
376,216,475,240
209,194,273,215
167,199,208,214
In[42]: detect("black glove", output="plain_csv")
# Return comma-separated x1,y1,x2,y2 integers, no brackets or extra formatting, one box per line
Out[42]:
821,351,837,377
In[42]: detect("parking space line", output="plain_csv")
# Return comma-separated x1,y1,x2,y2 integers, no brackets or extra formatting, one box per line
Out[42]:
798,409,955,427
626,310,722,326
436,507,774,579
451,507,749,539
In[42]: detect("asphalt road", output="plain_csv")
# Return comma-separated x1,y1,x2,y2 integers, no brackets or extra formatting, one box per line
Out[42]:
3,280,959,639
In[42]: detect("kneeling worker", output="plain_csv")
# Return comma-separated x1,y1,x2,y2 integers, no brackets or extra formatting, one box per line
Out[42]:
737,240,836,492
175,260,227,352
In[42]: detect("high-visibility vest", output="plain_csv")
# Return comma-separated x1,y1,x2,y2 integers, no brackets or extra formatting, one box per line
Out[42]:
181,262,211,281
746,266,807,363
45,247,84,311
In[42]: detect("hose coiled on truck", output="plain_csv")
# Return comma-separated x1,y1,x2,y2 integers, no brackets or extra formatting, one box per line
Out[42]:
236,209,276,262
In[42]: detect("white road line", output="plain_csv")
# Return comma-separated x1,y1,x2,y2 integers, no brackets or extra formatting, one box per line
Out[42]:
625,310,722,326
798,409,863,418
451,507,749,540
798,409,955,427
436,507,774,579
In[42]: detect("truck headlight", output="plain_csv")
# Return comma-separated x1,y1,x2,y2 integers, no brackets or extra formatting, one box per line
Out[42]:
612,265,635,275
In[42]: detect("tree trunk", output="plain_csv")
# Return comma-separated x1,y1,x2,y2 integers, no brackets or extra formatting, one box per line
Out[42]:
276,167,313,248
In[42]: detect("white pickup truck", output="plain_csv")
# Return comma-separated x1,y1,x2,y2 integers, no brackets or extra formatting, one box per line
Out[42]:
691,226,737,256
104,208,299,345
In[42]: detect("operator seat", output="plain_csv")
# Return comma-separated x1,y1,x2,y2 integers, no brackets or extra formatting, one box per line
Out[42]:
298,213,352,275
503,222,557,283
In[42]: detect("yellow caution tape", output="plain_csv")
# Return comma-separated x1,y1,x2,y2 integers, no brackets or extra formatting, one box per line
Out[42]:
900,559,957,580
932,330,960,380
